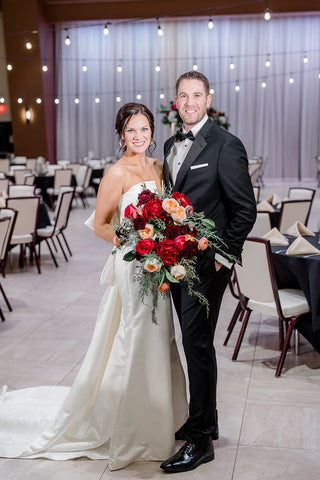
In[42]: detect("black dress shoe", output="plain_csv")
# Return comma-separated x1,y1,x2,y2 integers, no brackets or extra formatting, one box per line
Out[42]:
160,440,215,473
175,425,219,441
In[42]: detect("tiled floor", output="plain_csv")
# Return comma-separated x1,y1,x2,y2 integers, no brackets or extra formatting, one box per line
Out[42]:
0,183,319,480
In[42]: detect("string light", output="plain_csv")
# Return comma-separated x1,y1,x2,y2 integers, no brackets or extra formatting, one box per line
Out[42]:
17,98,23,103
36,98,42,104
235,82,240,92
157,18,163,36
208,18,214,29
264,8,271,21
82,61,88,72
265,56,271,68
7,64,12,71
42,64,48,72
74,97,80,104
289,75,294,84
155,64,161,72
25,40,32,50
0,97,5,103
64,29,71,46
303,54,309,63
160,92,165,99
25,107,31,123
229,57,235,70
136,94,142,100
210,88,214,94
117,64,123,72
103,24,109,36
95,96,100,103
261,80,267,88
116,96,121,102
193,63,198,71
55,98,60,104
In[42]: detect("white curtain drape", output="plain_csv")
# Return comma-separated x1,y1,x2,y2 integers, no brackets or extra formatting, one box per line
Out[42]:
55,14,320,182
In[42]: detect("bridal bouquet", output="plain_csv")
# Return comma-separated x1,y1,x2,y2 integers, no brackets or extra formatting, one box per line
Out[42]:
114,185,236,323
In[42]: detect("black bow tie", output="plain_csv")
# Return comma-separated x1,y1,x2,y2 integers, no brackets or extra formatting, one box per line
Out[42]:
175,129,195,142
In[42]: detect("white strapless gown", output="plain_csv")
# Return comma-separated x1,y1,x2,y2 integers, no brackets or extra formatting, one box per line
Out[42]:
0,181,188,470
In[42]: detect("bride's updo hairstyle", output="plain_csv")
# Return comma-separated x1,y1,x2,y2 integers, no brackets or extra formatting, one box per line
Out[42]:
115,102,156,153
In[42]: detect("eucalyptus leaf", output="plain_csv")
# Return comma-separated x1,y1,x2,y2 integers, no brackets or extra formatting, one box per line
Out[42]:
201,218,216,230
165,270,179,283
123,251,135,262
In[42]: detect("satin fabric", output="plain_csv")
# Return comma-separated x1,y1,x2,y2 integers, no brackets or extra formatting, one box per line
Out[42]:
0,181,188,470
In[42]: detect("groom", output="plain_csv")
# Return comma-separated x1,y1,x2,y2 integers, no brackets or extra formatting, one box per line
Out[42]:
161,71,256,473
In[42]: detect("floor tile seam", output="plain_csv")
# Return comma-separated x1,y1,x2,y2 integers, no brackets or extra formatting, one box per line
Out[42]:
57,357,85,386
237,442,320,452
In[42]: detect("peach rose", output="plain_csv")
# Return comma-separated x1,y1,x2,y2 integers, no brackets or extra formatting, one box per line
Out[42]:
159,282,170,292
140,223,155,239
144,258,161,272
185,234,197,242
162,198,179,214
171,206,186,223
198,237,209,251
170,264,186,280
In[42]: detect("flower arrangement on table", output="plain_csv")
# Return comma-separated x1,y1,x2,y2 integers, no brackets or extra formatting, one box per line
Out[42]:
158,102,230,130
113,185,237,323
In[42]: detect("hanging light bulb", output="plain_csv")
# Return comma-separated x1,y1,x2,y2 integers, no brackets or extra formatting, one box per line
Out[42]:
136,94,142,100
157,18,163,36
25,40,32,50
82,61,88,72
160,92,165,99
74,97,80,104
0,97,5,103
289,75,294,84
103,23,109,36
42,64,48,72
64,29,71,46
95,96,100,103
117,64,123,72
235,82,240,92
208,18,214,29
229,58,235,70
7,64,12,71
116,96,121,103
55,98,60,104
36,98,42,104
18,97,23,104
264,8,271,21
155,64,161,72
25,107,31,123
193,63,199,71
210,88,214,95
303,54,309,64
265,56,271,68
261,80,267,88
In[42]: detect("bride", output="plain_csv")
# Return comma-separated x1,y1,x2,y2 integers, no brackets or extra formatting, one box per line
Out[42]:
0,103,188,470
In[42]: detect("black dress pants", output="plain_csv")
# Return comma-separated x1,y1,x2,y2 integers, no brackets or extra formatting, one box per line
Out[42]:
171,262,232,451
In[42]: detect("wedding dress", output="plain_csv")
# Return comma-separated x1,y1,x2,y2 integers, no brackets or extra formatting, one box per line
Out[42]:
0,181,188,470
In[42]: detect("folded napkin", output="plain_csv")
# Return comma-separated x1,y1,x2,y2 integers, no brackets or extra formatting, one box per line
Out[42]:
266,194,282,205
285,221,315,237
286,236,320,255
263,227,289,245
257,200,275,212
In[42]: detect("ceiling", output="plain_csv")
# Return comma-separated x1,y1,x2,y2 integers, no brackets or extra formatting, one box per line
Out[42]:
39,0,320,22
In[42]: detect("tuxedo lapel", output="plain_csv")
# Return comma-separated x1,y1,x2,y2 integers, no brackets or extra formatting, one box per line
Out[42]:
163,136,176,187
174,120,212,191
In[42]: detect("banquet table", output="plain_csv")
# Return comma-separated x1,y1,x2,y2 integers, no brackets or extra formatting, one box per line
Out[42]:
34,174,76,206
271,234,320,336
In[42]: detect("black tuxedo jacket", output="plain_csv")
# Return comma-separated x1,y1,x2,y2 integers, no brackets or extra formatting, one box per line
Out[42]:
163,119,257,263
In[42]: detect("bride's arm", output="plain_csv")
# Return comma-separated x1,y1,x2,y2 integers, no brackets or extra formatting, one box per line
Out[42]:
94,166,124,242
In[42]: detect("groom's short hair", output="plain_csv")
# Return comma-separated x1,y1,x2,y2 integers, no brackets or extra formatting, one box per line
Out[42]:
176,71,210,96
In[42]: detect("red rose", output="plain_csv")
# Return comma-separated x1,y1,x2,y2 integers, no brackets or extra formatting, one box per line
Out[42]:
174,235,187,251
142,198,165,219
136,239,155,255
182,240,198,259
172,191,192,208
133,215,147,230
165,224,181,240
137,189,156,205
124,203,138,219
156,239,180,266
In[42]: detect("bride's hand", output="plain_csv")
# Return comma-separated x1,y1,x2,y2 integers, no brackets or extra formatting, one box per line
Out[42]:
113,235,120,247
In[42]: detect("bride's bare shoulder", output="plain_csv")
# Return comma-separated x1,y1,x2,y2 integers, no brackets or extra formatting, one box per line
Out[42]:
100,162,126,189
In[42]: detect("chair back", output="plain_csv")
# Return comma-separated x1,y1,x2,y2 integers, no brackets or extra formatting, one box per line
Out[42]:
0,159,10,174
24,173,35,185
248,212,272,237
0,208,17,264
6,196,40,237
253,186,260,202
288,187,315,202
248,162,261,186
53,187,74,232
70,163,81,176
8,184,36,197
14,169,32,184
53,168,72,189
26,158,36,171
278,199,312,233
235,237,279,306
12,156,27,165
83,166,92,189
47,164,62,174
0,178,9,196
75,165,87,187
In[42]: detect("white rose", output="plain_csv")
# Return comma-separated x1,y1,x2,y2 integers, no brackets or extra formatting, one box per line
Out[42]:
168,110,178,123
170,264,186,280
144,258,161,273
